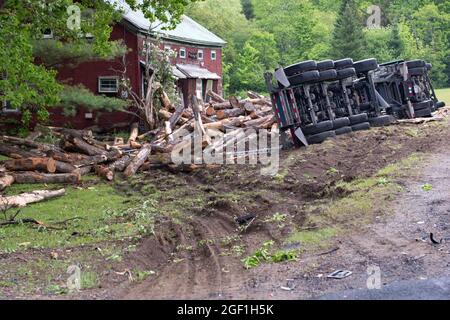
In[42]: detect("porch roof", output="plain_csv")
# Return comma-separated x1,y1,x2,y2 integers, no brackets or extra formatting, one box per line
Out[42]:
176,64,221,80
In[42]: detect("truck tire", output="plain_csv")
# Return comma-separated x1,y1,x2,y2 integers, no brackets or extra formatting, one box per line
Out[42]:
349,113,369,125
334,58,354,70
317,60,335,71
436,101,445,109
307,130,336,144
335,126,352,135
409,67,426,76
353,58,378,73
302,120,333,135
406,60,425,69
425,63,433,70
337,68,356,80
289,70,320,85
318,69,338,82
284,60,317,77
351,122,371,132
414,100,432,111
368,115,395,127
415,107,432,118
332,117,351,129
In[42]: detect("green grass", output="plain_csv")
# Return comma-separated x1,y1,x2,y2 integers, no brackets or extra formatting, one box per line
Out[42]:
0,155,10,161
0,183,135,253
436,88,450,106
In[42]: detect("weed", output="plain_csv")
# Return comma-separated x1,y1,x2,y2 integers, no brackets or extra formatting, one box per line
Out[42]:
327,167,339,175
81,271,100,290
271,250,298,263
422,183,433,192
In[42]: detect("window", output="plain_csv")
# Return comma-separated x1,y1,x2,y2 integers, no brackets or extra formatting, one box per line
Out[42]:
98,77,119,93
211,50,217,61
198,50,204,60
179,48,186,59
1,100,19,113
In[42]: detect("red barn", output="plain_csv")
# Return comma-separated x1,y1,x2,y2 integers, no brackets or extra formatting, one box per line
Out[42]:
42,7,226,130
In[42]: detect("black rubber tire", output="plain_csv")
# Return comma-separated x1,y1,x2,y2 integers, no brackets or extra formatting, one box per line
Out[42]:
353,58,378,73
317,60,335,71
436,101,445,109
414,100,432,111
349,113,369,125
307,130,336,144
409,67,426,76
336,67,356,80
334,58,354,70
289,70,321,85
351,122,371,132
318,69,338,82
302,120,333,135
368,115,395,127
335,126,352,136
415,107,432,118
284,60,317,77
406,59,425,69
425,63,433,70
332,117,351,129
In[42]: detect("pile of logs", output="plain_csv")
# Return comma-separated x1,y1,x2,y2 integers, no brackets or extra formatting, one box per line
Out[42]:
0,91,276,190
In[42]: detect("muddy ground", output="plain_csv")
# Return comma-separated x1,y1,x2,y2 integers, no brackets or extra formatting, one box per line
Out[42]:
1,119,450,299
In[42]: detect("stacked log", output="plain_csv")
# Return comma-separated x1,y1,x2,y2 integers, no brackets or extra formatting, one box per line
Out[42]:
0,91,276,191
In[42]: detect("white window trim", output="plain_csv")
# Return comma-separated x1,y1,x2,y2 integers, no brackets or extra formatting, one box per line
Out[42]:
198,49,204,60
179,48,186,59
1,100,19,113
211,50,217,61
98,76,119,93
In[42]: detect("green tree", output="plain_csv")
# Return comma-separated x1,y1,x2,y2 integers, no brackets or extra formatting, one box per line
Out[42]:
0,0,198,124
241,0,255,20
233,43,266,93
389,23,404,59
330,0,367,60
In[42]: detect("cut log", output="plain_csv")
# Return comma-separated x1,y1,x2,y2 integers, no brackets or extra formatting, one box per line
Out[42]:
247,91,264,99
0,189,66,211
169,103,187,130
127,123,139,144
95,165,114,181
123,144,152,178
159,89,175,111
75,166,93,176
0,144,40,159
206,90,226,103
216,108,245,120
55,161,77,173
1,136,58,152
45,150,87,163
109,155,131,172
65,136,106,156
205,105,217,116
243,115,275,128
11,172,81,184
5,157,57,173
50,127,93,140
243,102,256,113
0,175,14,191
26,131,42,141
229,96,241,109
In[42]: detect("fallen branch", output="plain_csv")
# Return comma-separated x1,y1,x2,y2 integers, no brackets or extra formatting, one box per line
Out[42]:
0,189,66,211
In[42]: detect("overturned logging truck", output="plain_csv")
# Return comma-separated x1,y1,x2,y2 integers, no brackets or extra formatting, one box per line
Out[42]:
266,57,445,145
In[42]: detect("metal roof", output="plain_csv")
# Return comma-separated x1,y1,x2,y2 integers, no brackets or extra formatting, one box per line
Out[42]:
176,64,221,80
109,0,226,47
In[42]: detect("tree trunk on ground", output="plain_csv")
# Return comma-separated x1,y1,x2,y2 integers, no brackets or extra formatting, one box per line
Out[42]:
5,157,57,173
51,127,93,140
11,172,81,184
123,144,152,178
1,136,58,152
216,108,245,120
75,166,92,176
0,175,14,191
109,155,131,172
46,150,88,163
95,165,114,181
0,189,66,211
0,144,41,159
55,161,77,173
65,136,106,156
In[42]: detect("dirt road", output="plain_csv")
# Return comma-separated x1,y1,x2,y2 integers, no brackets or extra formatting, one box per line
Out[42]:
118,121,450,300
